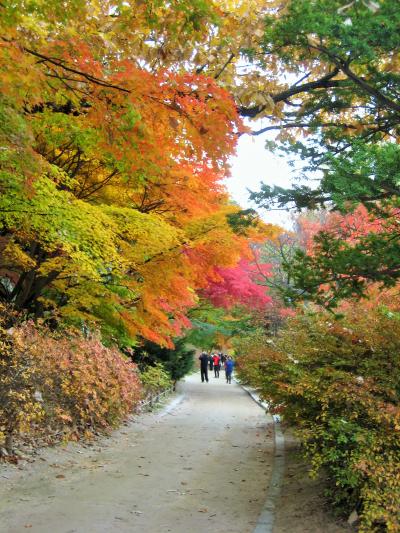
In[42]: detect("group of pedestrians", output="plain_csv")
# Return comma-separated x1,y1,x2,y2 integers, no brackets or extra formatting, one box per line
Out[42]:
198,351,234,384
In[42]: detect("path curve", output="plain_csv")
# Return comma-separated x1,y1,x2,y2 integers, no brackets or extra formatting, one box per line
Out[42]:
0,373,275,533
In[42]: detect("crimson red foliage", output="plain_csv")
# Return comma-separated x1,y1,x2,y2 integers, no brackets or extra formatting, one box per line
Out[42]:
203,259,271,309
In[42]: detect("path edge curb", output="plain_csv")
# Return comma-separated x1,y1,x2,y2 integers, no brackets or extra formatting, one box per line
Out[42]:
235,380,285,533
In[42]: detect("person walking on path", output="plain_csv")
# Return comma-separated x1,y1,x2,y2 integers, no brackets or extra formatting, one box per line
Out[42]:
225,356,234,384
213,353,221,378
208,353,214,371
199,352,209,383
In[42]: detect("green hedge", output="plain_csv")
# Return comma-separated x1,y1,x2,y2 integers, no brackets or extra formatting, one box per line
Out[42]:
234,305,400,532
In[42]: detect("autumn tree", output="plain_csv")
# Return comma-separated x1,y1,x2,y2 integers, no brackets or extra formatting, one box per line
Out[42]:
0,0,279,347
239,0,400,305
239,0,400,140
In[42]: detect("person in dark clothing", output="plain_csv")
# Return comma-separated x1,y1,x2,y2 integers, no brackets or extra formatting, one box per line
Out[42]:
199,352,209,382
220,353,227,366
208,354,214,371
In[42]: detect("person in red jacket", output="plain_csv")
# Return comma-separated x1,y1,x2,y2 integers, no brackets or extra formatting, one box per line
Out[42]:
213,353,221,378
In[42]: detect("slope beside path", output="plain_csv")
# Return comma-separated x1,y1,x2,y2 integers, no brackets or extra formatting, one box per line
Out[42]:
0,373,274,533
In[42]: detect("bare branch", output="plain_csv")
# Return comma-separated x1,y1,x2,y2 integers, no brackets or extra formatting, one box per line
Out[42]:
239,68,342,118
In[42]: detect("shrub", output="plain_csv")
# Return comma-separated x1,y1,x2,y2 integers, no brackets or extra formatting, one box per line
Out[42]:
140,363,172,398
0,322,44,452
0,316,142,452
234,307,400,532
134,338,195,386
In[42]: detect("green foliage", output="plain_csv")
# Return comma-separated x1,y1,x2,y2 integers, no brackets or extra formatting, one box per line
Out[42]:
234,306,400,531
250,184,327,212
251,142,400,214
186,303,255,350
140,363,172,398
134,338,195,383
226,208,260,236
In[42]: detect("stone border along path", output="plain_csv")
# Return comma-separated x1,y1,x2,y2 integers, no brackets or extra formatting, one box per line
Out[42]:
235,380,285,533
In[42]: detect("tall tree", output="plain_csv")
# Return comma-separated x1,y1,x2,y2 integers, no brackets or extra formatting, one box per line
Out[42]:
0,0,273,346
243,0,400,305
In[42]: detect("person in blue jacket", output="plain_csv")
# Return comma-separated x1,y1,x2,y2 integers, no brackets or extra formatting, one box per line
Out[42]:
224,356,234,384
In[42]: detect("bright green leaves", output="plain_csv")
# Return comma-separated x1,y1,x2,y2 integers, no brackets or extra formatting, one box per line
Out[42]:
263,0,400,66
251,142,400,213
0,170,184,323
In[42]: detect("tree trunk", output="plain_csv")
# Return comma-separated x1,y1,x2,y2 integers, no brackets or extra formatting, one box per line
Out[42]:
5,431,13,455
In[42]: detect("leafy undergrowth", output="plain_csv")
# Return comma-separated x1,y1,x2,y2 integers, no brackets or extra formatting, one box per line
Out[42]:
234,304,400,532
140,363,172,400
0,315,142,459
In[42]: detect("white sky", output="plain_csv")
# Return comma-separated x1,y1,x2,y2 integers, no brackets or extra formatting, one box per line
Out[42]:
226,133,295,229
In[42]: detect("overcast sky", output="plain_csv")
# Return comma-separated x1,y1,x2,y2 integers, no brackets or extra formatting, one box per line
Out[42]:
226,132,295,229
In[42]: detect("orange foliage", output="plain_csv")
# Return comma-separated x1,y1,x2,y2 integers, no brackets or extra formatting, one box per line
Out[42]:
0,317,142,450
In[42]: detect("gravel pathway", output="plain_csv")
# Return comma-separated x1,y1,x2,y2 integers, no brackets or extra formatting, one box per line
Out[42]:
0,373,274,533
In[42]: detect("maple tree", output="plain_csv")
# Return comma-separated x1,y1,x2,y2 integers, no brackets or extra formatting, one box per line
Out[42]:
202,258,272,310
1,0,277,348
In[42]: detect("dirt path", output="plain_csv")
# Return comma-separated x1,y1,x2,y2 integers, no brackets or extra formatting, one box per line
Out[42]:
272,432,352,533
0,374,274,533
